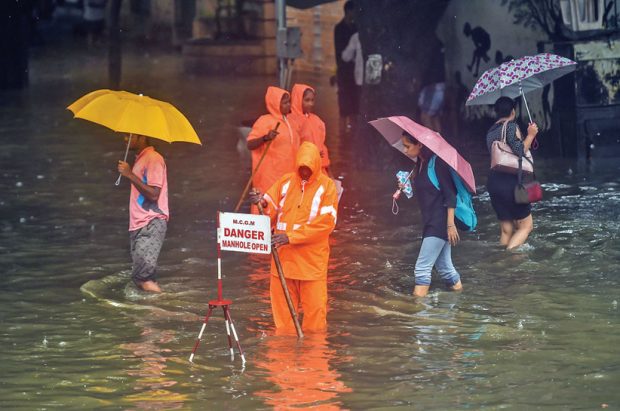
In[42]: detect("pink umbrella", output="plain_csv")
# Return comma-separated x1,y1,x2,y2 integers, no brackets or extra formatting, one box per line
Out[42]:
369,116,476,194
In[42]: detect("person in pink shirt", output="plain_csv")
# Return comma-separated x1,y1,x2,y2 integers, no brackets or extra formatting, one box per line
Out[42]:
117,133,169,293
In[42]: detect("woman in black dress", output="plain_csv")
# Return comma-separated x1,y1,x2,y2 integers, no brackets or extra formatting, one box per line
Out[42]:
486,97,539,250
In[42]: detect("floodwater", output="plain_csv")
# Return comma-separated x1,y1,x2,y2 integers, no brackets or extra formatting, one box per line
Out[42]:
1,43,619,410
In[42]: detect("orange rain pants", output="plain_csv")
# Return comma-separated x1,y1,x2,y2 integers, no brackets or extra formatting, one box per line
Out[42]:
270,277,327,333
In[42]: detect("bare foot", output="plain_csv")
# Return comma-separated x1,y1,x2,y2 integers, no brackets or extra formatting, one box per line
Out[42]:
413,285,430,298
139,280,162,293
450,281,463,292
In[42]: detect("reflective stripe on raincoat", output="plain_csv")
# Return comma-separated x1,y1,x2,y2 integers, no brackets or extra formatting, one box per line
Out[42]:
247,86,300,195
290,84,330,169
263,142,338,281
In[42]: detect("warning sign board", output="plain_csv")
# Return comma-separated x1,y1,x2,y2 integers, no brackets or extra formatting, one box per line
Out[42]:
218,212,271,254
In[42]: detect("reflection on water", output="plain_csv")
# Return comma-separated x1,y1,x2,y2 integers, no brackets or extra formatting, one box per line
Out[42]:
0,43,619,409
253,334,351,410
120,326,186,410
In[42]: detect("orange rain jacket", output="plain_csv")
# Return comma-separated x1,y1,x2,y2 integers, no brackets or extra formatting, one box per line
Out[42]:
247,86,300,196
263,142,338,281
290,84,331,170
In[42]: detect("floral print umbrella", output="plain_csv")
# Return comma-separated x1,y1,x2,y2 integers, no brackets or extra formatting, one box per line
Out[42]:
465,53,577,121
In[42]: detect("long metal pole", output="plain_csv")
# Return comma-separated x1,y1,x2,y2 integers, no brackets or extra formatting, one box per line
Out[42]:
115,134,132,186
276,0,287,88
519,83,533,123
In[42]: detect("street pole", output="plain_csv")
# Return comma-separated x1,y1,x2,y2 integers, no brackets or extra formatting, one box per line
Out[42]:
275,0,287,88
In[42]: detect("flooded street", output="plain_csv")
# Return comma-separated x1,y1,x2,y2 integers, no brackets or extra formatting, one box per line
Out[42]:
1,43,619,410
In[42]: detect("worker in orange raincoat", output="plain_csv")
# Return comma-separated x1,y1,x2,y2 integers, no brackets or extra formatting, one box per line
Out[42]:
290,83,332,176
250,142,338,332
247,86,300,213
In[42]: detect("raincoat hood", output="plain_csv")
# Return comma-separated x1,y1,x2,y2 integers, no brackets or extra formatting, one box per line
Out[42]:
291,84,314,117
295,141,322,182
265,86,289,118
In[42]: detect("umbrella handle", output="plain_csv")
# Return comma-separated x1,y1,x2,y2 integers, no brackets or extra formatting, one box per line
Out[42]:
115,134,132,186
519,84,533,124
518,87,539,149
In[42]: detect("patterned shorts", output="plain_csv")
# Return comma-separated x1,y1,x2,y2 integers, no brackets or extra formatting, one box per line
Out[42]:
129,218,167,283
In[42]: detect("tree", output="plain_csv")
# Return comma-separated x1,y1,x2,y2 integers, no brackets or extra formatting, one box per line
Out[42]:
501,0,567,41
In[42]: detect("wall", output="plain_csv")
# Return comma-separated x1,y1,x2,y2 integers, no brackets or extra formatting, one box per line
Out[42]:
436,0,548,122
286,1,347,75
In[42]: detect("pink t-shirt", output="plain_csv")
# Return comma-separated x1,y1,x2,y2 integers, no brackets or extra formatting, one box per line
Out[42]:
128,146,169,231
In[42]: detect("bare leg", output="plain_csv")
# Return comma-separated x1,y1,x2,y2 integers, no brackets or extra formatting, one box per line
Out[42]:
139,280,162,293
499,220,515,246
450,280,463,292
507,214,533,250
413,285,430,298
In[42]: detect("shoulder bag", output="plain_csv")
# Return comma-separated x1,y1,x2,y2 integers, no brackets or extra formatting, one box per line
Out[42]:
490,121,534,175
514,156,543,204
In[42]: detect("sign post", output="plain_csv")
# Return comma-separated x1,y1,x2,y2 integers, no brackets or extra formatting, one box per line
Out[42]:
189,212,271,365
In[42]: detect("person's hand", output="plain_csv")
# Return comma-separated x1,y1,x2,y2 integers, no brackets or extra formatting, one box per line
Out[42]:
447,225,460,246
272,233,289,248
248,188,264,205
118,161,132,177
264,129,279,142
527,122,539,137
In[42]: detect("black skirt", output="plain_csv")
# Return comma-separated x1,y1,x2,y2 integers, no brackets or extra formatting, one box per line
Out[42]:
487,170,531,221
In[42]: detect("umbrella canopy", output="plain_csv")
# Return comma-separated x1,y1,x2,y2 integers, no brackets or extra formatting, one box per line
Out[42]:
369,116,476,194
67,89,202,145
466,53,576,106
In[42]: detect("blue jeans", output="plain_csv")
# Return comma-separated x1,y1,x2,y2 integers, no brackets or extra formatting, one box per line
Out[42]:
414,236,460,287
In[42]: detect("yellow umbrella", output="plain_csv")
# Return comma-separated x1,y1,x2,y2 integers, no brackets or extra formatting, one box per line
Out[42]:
68,89,202,184
67,89,202,145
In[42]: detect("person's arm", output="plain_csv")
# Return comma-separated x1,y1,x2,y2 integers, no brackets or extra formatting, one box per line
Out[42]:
507,121,538,155
505,122,525,156
435,159,459,245
247,122,280,151
446,207,459,245
341,33,357,63
334,24,345,66
118,161,161,202
247,132,274,150
520,122,538,152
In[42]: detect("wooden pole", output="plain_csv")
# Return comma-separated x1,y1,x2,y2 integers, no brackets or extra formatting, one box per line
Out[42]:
234,122,280,212
257,202,304,338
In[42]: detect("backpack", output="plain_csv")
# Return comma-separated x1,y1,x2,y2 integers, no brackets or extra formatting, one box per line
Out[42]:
427,155,477,232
